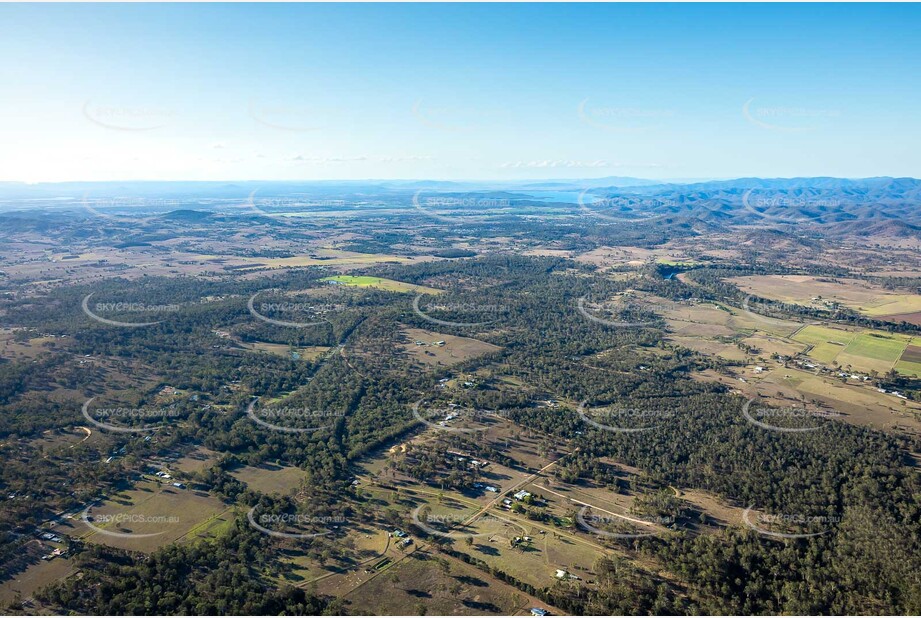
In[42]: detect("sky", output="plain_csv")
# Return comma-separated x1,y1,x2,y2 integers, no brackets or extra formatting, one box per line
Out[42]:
1,2,919,183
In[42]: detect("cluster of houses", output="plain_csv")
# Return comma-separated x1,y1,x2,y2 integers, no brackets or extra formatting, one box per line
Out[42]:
37,530,66,560
153,469,185,488
389,528,413,548
414,339,446,347
878,387,909,399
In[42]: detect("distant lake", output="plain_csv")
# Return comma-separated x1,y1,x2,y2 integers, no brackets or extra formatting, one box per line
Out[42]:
519,190,597,204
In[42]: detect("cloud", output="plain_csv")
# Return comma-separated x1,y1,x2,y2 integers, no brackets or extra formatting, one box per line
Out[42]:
288,154,431,164
500,160,611,169
500,160,663,169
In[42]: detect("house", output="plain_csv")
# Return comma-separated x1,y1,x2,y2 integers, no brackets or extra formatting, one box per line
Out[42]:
391,529,407,538
172,482,185,489
484,486,498,493
513,490,532,501
434,341,446,347
555,569,568,579
530,609,548,616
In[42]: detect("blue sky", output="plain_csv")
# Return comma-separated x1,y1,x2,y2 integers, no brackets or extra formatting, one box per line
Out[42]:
1,3,919,182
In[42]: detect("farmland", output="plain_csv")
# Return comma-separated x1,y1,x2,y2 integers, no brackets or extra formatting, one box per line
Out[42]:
229,463,305,495
731,274,921,321
321,275,443,294
56,478,231,553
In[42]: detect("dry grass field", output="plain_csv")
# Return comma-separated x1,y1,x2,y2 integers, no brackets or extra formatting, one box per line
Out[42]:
399,327,503,369
56,478,230,553
229,463,305,495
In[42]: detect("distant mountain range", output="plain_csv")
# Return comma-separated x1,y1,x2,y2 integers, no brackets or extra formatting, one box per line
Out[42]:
1,177,919,230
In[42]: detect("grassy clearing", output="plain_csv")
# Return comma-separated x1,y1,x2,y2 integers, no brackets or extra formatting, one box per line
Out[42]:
731,274,921,319
342,550,547,616
842,333,907,363
59,479,229,553
399,327,502,369
790,326,921,375
236,340,330,360
0,554,76,606
229,463,304,495
321,275,442,294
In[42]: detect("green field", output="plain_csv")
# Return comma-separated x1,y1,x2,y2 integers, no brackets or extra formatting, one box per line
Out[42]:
792,324,921,376
842,332,908,362
791,325,856,363
321,275,442,294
